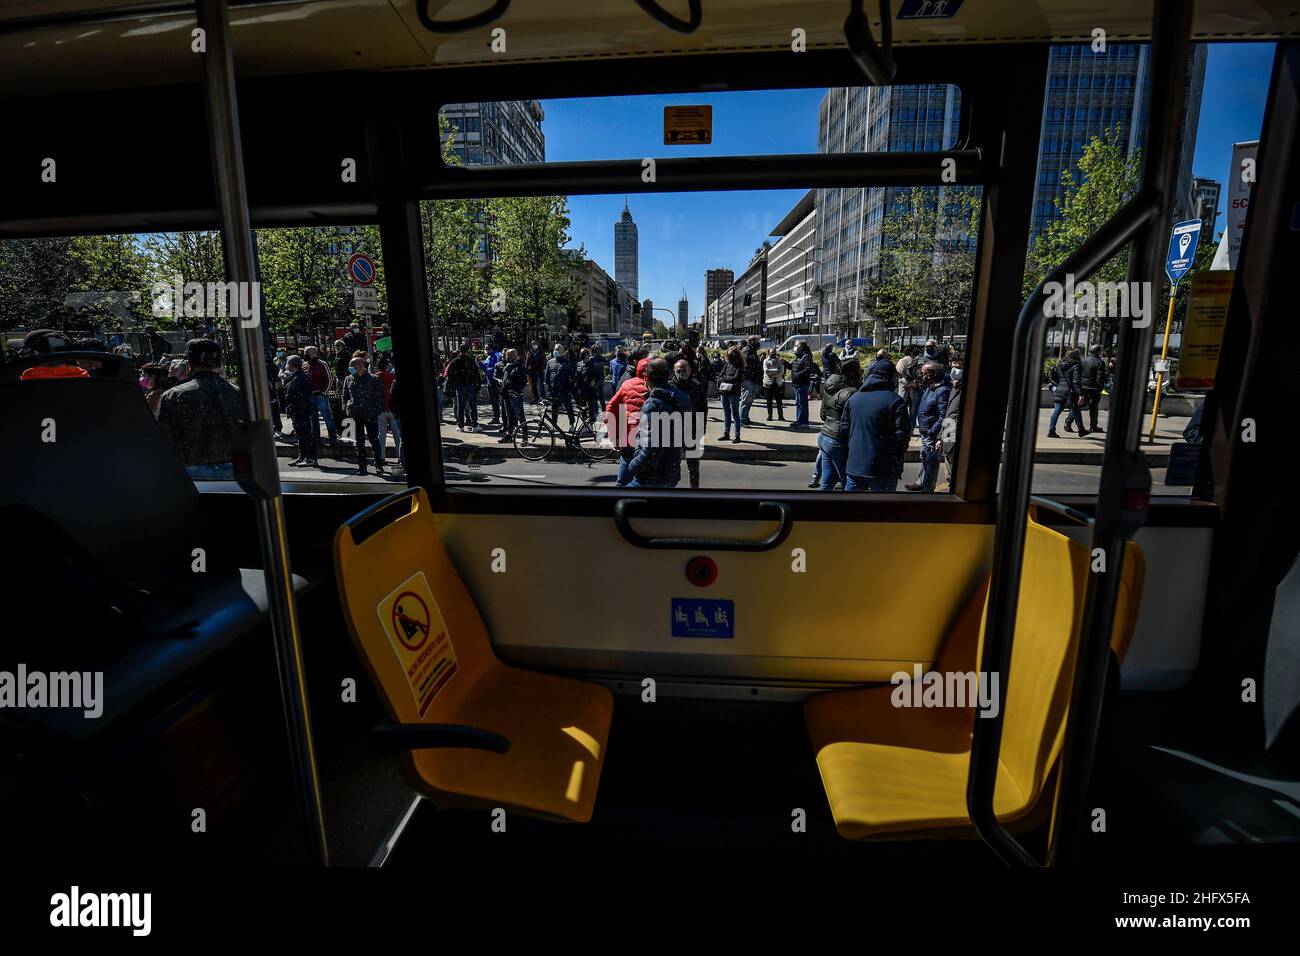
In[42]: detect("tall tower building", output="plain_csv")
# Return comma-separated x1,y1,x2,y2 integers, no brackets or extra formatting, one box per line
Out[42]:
615,201,639,300
677,291,689,329
641,298,654,332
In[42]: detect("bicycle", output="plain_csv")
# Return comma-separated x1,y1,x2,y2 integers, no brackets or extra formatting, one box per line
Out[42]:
510,398,615,463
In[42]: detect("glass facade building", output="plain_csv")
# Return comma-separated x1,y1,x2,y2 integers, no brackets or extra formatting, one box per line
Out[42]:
439,100,546,166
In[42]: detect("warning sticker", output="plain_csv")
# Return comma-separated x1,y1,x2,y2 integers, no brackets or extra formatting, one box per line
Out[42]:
664,105,712,145
376,571,458,718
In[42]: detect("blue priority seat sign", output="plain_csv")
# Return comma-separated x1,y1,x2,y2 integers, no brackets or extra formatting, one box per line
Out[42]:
671,599,735,639
1165,219,1202,284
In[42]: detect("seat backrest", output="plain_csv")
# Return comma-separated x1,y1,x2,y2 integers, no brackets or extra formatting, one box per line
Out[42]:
1,370,202,591
333,488,497,726
978,517,1145,808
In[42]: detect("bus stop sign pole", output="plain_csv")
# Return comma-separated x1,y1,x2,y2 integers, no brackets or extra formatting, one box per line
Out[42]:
1148,219,1201,441
197,0,330,866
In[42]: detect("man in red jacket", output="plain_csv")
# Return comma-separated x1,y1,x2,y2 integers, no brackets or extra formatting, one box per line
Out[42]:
606,358,649,486
303,345,337,445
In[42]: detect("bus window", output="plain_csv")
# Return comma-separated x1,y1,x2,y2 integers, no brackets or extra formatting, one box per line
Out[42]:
0,226,396,486
1025,41,1275,498
421,184,980,493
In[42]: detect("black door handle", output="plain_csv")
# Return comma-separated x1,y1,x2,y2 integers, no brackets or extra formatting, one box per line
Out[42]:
613,498,793,552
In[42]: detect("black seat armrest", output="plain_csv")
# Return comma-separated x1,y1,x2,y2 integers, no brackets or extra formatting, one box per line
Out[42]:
367,722,510,756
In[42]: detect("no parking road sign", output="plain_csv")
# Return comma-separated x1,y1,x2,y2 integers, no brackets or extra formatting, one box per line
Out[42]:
1165,219,1201,284
347,252,376,286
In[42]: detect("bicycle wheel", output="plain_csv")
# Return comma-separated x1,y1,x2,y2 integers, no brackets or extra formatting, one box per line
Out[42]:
574,415,615,461
511,416,554,461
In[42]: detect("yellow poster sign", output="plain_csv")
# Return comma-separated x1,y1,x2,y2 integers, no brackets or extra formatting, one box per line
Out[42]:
376,571,458,719
1177,271,1234,391
664,105,712,144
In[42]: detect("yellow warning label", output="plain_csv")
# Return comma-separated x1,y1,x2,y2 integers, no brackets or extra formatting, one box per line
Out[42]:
664,105,712,145
1177,271,1234,391
376,571,458,719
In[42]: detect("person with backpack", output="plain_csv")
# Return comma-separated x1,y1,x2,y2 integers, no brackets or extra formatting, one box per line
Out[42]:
815,358,862,491
1047,349,1088,438
445,342,482,433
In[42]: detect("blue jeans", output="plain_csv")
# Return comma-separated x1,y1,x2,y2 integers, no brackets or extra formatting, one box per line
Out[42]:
187,462,234,480
310,393,335,441
721,391,741,438
377,410,401,466
1049,397,1085,433
817,433,848,490
616,447,635,485
454,384,478,428
845,474,897,492
739,380,758,424
794,383,810,425
916,434,942,492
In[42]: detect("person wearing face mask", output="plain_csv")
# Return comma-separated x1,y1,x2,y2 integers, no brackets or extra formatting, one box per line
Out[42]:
673,358,708,489
544,344,576,431
941,358,964,489
342,354,386,476
905,361,952,493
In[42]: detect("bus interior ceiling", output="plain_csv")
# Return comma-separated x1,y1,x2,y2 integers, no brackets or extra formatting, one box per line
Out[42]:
2,0,1300,877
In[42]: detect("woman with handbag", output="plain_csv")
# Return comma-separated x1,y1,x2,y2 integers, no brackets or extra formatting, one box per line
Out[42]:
717,346,746,443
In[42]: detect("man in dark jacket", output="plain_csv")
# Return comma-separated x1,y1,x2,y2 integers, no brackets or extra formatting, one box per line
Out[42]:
815,358,862,491
342,354,387,475
445,343,482,432
673,357,708,489
1079,344,1106,433
906,362,952,492
740,335,763,425
497,348,529,443
623,358,692,489
1048,349,1088,438
341,323,368,358
525,341,546,404
821,342,841,377
790,341,819,428
544,345,576,430
303,345,337,445
283,354,318,467
157,338,244,480
840,363,909,492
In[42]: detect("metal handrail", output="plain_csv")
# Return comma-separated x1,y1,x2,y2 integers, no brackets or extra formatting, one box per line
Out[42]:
197,0,329,866
965,0,1190,866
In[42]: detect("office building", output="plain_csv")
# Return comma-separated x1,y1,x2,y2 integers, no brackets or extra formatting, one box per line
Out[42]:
1191,176,1221,240
641,298,654,332
567,252,638,338
705,268,734,309
439,100,545,166
765,190,818,335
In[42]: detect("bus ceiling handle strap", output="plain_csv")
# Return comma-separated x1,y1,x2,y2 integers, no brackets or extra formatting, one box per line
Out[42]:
415,0,510,33
634,0,702,34
614,498,793,552
367,722,510,756
341,487,422,545
844,0,896,86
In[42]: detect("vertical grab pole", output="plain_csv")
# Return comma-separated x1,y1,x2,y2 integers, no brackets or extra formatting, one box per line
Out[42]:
196,0,329,865
1047,0,1193,865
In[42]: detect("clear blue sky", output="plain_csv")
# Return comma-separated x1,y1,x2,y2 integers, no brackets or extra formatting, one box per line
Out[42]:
543,43,1274,323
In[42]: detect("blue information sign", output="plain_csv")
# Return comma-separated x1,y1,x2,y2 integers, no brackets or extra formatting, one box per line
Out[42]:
671,598,735,639
1165,219,1202,284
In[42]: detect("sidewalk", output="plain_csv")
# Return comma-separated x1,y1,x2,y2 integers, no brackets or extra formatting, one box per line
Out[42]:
289,397,1186,466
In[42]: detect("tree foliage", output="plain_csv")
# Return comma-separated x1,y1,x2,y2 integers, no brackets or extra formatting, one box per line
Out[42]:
486,194,582,328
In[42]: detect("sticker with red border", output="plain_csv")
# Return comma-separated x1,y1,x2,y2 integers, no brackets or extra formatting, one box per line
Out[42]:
376,571,458,718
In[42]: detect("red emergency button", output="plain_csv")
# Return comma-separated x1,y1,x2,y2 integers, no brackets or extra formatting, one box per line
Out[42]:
686,556,718,587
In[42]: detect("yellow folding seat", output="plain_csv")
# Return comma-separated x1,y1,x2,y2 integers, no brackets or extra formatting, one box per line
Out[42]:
334,488,613,822
805,515,1144,839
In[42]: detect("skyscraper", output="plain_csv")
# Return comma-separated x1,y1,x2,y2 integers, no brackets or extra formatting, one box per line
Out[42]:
615,201,639,300
677,291,689,330
1031,44,1207,236
641,298,654,333
706,268,734,309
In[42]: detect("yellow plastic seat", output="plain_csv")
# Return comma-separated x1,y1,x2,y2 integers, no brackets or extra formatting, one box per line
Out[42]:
334,488,613,822
805,516,1144,839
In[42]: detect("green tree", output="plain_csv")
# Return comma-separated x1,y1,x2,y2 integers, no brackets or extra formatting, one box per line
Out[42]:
254,225,385,335
421,116,487,346
868,185,982,341
1024,127,1141,348
486,194,581,331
